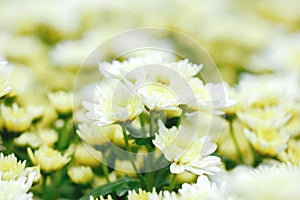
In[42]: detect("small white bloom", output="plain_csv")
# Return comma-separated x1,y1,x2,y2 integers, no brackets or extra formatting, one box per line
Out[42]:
178,176,225,200
244,128,289,156
83,80,143,126
0,171,36,200
27,146,70,174
67,165,94,185
153,121,220,175
188,79,236,113
48,91,74,115
0,153,26,181
127,188,160,200
0,103,35,133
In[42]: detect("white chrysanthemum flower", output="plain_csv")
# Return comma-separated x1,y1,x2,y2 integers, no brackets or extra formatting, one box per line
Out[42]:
99,55,164,79
67,165,94,185
237,106,291,156
237,106,291,130
153,121,220,175
148,190,177,200
83,80,143,126
0,103,35,133
0,153,26,181
27,146,70,174
132,64,187,112
0,171,36,200
178,176,225,200
138,83,179,111
188,79,236,112
7,65,35,97
225,163,300,200
37,129,59,147
98,55,202,81
127,188,160,200
244,128,289,156
236,74,300,108
48,91,74,115
14,129,58,148
279,139,300,165
0,60,13,98
77,121,123,147
14,132,41,148
73,144,101,167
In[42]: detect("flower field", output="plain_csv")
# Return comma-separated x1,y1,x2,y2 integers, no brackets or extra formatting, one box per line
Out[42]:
0,0,300,199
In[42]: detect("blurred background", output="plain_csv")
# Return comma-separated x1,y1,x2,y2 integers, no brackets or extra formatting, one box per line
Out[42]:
1,0,299,92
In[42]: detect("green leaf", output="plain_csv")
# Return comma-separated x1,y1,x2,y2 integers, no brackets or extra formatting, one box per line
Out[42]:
79,176,141,200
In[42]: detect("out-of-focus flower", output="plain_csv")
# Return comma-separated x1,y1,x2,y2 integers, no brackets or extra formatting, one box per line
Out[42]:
244,128,289,156
241,0,300,30
0,153,26,181
37,129,59,147
14,132,41,148
114,159,137,177
83,80,143,126
74,144,101,167
0,171,36,200
232,74,300,110
92,172,117,188
238,107,291,156
238,107,291,130
153,121,220,175
0,60,13,98
127,188,160,200
48,91,74,115
0,103,36,133
99,55,201,81
247,33,300,73
14,129,58,148
0,34,47,66
27,146,70,174
67,165,94,185
188,79,236,113
178,176,225,200
76,122,121,147
89,195,113,200
8,65,35,97
224,163,300,200
279,139,300,165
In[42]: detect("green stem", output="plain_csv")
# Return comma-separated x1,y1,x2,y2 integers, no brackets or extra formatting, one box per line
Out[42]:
149,110,155,137
168,174,177,191
248,141,263,167
57,118,71,150
41,174,48,199
139,115,146,137
228,119,244,164
101,164,110,183
121,124,144,182
145,110,159,190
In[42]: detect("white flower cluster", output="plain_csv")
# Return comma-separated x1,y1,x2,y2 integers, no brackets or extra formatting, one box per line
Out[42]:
83,55,235,175
0,153,38,200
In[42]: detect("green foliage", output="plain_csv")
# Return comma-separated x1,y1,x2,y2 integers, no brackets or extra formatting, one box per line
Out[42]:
80,176,141,200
